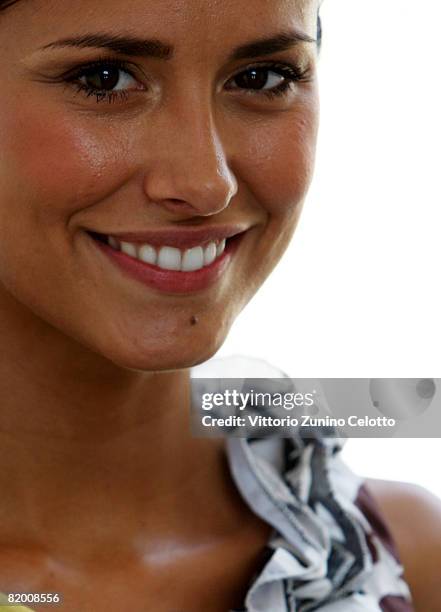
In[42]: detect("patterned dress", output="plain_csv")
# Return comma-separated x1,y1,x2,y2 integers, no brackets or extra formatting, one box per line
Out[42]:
226,435,413,611
193,356,414,611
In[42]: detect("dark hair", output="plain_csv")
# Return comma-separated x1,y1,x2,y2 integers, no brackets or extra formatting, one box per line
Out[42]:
317,14,322,49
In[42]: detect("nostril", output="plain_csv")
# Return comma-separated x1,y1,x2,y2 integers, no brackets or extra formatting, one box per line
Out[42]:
168,198,188,205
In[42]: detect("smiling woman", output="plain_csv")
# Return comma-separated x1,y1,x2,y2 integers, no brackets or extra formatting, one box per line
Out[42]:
0,1,437,611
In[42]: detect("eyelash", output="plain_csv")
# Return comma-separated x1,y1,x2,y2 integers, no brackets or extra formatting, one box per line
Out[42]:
233,62,311,99
65,57,135,104
64,57,310,104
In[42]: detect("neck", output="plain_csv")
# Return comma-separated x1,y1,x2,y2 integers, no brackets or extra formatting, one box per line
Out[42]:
0,289,234,565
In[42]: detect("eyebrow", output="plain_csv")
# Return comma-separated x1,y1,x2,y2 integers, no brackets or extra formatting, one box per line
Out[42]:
230,30,317,61
40,33,173,59
39,29,316,61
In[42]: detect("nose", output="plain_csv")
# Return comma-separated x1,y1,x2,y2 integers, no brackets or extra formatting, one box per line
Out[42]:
141,102,238,218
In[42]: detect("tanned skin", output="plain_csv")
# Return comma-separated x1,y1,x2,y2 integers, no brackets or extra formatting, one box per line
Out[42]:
0,0,438,610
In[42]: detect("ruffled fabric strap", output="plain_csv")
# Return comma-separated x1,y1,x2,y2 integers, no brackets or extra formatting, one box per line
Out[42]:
226,434,411,611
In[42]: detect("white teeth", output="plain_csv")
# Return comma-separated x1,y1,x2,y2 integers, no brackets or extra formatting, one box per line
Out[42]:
204,242,217,266
120,241,137,257
158,246,181,271
139,244,157,265
181,246,205,272
108,236,119,249
107,235,229,271
216,239,226,257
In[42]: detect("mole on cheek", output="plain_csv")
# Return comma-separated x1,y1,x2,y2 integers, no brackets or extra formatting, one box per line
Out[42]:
190,315,199,326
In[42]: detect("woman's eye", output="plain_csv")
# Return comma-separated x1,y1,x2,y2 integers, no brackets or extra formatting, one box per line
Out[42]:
78,66,138,92
234,69,285,91
66,61,143,103
227,65,299,97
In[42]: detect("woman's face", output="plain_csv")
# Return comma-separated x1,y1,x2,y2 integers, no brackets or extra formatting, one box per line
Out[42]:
0,0,319,371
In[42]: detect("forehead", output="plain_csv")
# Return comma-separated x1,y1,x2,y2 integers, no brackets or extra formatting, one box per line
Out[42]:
4,0,319,55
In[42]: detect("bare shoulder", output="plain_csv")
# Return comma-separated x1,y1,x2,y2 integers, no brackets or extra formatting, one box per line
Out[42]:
366,478,441,612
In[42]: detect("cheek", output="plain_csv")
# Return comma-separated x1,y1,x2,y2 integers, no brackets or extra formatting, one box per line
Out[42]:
230,94,319,291
235,95,319,222
0,102,136,322
0,103,133,228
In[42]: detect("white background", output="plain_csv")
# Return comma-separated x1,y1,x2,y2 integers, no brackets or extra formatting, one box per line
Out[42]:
217,0,441,497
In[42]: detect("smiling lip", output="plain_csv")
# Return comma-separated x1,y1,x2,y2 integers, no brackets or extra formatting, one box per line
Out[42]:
87,225,248,294
96,225,248,250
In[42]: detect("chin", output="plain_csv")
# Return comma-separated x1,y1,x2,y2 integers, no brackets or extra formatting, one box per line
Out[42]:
105,345,221,373
96,323,229,373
